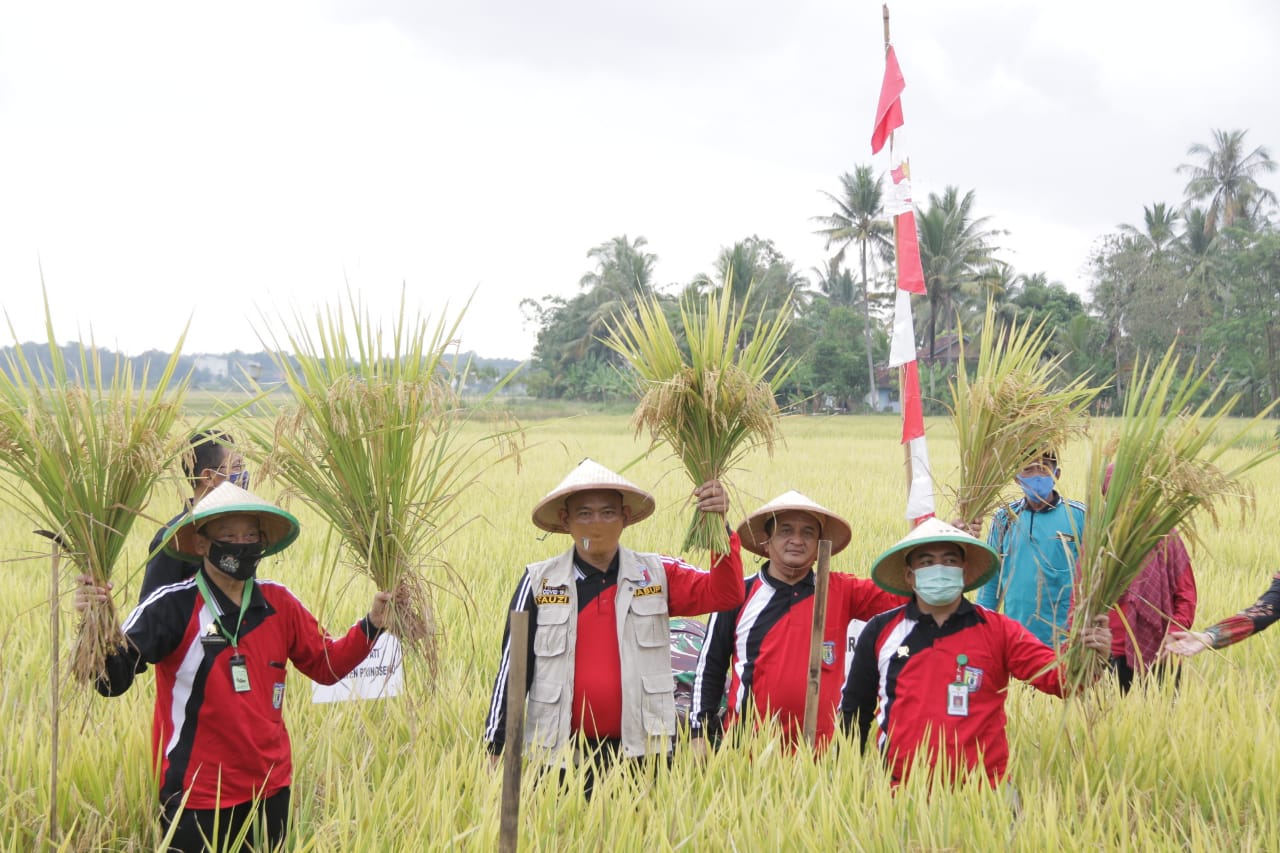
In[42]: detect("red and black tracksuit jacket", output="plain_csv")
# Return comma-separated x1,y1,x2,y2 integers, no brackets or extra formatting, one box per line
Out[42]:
840,597,1065,786
692,567,903,747
98,571,380,809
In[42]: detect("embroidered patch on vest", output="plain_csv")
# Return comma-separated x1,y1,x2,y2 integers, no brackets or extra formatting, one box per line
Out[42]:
822,641,835,666
272,682,286,710
633,585,664,597
536,580,570,605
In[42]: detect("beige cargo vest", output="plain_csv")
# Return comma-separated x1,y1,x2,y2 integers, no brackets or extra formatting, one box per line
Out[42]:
523,546,677,759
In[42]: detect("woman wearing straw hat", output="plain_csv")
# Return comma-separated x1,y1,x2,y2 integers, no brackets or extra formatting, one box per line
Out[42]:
77,481,391,852
840,518,1110,787
690,490,903,752
483,458,744,795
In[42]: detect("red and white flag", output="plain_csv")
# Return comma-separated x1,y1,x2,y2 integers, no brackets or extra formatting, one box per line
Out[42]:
874,42,934,524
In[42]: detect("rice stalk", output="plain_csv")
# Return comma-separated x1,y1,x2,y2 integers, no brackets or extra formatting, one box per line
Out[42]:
242,289,524,673
603,278,794,553
0,288,190,682
1061,346,1279,684
949,302,1105,524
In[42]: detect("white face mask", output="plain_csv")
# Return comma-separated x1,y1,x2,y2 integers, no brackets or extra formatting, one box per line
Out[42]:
912,564,965,606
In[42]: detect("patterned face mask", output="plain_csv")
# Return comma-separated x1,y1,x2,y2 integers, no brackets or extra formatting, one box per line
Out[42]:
207,539,265,581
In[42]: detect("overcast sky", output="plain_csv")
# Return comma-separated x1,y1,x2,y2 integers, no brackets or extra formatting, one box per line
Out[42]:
2,0,1277,360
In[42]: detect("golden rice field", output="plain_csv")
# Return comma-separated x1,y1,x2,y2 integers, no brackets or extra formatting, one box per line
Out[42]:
3,413,1280,851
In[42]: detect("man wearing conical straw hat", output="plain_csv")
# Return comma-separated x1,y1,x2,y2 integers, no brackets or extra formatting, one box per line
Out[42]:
483,458,744,792
76,482,392,852
840,518,1111,787
690,490,903,751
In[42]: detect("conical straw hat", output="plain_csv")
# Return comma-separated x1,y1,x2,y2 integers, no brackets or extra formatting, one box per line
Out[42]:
736,490,852,558
531,458,656,533
870,517,1000,596
163,481,301,560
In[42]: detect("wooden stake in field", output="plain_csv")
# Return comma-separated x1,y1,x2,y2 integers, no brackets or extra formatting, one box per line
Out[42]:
499,610,529,853
39,531,62,846
802,540,832,751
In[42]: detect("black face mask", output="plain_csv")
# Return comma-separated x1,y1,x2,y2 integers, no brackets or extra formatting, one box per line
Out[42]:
207,540,266,581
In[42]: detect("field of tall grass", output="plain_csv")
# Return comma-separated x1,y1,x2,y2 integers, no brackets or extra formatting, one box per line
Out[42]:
4,413,1280,850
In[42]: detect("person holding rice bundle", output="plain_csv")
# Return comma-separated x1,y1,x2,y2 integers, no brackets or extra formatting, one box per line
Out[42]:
137,429,251,603
841,519,1111,787
1098,464,1197,691
974,449,1086,647
690,490,903,752
483,458,744,796
76,482,391,852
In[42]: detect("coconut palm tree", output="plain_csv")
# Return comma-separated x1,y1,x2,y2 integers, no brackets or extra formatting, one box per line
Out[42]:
813,166,894,409
1179,129,1277,236
571,235,659,360
916,186,999,361
1119,202,1181,257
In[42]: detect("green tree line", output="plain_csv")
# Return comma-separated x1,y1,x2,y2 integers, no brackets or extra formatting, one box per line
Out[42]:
524,128,1279,416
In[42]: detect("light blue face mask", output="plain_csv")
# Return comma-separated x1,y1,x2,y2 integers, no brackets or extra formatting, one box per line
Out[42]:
912,564,965,606
1015,474,1055,504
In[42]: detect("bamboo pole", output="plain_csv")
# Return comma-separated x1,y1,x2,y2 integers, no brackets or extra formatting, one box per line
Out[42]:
884,4,915,518
45,535,62,847
802,540,832,750
498,610,529,853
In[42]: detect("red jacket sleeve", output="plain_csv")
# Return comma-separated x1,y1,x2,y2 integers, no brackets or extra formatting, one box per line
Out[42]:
999,611,1067,697
664,531,745,616
842,576,908,621
282,589,380,685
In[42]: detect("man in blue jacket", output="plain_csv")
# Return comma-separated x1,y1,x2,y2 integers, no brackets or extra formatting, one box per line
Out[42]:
974,450,1085,647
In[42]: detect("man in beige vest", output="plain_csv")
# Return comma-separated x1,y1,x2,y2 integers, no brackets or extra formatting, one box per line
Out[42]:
483,458,744,795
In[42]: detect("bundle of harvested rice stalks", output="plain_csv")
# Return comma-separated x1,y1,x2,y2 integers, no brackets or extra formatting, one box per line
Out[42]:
1061,346,1278,685
949,302,1104,526
604,281,795,553
243,291,522,674
0,297,189,683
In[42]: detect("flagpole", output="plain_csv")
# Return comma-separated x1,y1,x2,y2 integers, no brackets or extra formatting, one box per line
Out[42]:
883,4,914,521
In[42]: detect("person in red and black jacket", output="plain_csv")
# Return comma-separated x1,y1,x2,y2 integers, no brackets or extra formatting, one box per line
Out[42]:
691,490,903,752
840,518,1111,787
77,482,391,853
483,459,743,797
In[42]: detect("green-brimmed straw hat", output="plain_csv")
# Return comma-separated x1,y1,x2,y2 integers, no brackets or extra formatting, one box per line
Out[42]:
163,481,300,560
531,458,656,533
870,517,1000,596
737,490,853,558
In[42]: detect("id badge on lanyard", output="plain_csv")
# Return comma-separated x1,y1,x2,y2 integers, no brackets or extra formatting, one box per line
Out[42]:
229,653,251,693
947,654,969,717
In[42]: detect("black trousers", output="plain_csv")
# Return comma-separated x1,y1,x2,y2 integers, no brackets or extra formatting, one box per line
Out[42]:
162,787,290,852
1110,655,1181,694
553,738,671,800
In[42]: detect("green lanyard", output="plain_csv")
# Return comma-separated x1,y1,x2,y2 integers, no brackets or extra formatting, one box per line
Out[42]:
194,570,253,649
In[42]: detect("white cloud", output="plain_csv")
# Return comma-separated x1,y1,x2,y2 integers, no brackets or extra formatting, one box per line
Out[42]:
2,0,1277,357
